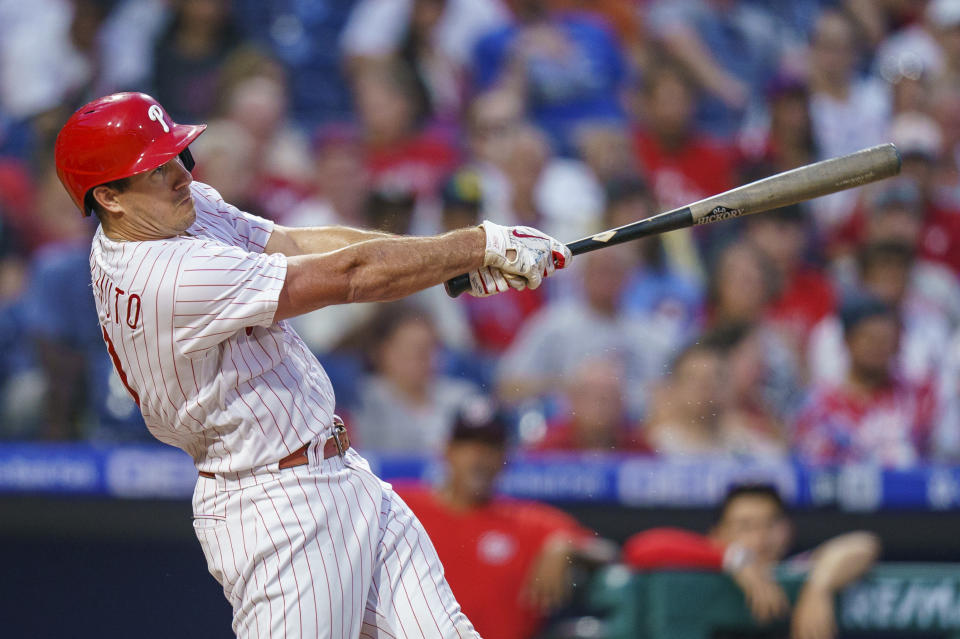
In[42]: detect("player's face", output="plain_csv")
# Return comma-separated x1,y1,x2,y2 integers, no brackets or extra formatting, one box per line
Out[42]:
112,157,196,239
713,495,790,565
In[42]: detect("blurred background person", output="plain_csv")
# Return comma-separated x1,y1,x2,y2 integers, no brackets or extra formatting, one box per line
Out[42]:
496,246,673,420
17,165,144,442
352,58,459,212
644,340,727,456
743,202,835,360
632,60,736,215
231,0,355,127
738,73,818,175
0,204,39,438
794,295,938,469
351,303,479,455
187,119,259,214
886,109,960,276
150,0,243,123
527,357,647,453
396,399,616,639
472,0,629,154
807,9,891,162
807,8,892,233
285,125,369,229
213,54,315,221
712,322,791,458
706,240,802,414
341,0,510,126
607,177,704,351
645,0,785,139
810,240,952,389
624,483,881,639
631,60,735,274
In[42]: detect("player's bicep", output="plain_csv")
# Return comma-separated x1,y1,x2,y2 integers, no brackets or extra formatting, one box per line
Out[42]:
173,245,287,356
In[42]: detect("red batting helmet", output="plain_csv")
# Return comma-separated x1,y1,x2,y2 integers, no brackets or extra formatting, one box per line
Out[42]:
54,92,206,216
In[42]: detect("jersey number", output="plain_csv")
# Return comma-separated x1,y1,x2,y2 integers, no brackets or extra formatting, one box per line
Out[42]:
102,327,141,406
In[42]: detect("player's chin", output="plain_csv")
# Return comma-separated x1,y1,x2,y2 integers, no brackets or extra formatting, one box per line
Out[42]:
180,200,197,224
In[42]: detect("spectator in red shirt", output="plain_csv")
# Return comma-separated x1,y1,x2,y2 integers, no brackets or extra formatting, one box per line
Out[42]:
632,61,735,213
794,295,938,468
352,58,459,201
889,111,960,276
745,203,836,353
624,484,881,638
531,357,648,453
396,400,616,639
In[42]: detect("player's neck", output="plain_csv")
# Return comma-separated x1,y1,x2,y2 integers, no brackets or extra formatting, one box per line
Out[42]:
102,217,190,242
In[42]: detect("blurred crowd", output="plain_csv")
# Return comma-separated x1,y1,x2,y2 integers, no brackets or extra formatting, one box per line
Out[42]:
2,0,960,469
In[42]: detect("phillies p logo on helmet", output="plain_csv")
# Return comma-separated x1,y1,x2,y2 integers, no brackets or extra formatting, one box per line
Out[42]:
147,104,170,133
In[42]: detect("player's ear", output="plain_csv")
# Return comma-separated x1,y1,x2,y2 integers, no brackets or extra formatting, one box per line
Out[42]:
91,185,125,215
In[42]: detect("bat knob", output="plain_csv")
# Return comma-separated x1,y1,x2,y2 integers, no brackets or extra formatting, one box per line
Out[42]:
444,273,471,298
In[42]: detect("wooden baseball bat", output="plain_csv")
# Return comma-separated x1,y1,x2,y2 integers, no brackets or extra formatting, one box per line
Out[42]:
444,143,901,298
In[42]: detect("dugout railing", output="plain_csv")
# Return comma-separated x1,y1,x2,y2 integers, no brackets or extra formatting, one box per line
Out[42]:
588,563,960,639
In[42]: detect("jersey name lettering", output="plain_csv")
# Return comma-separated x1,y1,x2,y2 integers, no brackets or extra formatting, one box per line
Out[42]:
94,271,141,329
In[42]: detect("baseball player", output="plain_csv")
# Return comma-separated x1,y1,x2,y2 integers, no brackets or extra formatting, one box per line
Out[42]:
53,92,572,638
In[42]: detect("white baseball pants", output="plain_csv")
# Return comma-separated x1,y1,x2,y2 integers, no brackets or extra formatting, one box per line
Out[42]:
192,447,479,638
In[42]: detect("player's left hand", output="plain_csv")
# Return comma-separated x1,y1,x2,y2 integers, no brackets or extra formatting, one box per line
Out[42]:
522,535,575,612
791,584,837,639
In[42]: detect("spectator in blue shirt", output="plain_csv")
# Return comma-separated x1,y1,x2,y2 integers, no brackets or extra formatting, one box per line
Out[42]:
472,0,628,154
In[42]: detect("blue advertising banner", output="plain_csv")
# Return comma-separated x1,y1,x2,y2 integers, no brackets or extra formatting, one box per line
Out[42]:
1,443,958,510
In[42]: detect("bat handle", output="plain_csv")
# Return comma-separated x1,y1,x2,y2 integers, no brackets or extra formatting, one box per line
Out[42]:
444,273,472,298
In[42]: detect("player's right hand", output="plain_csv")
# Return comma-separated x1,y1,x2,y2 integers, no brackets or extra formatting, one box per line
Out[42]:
480,220,571,290
467,266,514,297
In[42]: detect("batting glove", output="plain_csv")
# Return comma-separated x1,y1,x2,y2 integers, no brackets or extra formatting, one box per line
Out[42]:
467,266,514,297
481,220,572,290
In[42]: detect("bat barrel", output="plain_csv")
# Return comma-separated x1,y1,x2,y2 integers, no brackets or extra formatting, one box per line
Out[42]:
444,143,901,298
687,143,901,224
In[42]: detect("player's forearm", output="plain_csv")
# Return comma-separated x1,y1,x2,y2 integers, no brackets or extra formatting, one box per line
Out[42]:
344,229,485,301
268,224,395,256
275,228,485,320
804,532,881,593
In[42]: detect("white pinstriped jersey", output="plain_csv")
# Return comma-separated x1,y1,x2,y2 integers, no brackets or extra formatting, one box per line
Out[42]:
90,181,337,473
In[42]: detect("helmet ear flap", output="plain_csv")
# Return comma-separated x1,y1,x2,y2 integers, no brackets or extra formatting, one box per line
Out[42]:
179,148,196,172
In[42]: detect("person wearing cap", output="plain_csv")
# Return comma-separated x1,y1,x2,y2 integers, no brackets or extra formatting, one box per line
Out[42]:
53,91,573,638
793,294,937,468
395,398,616,639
